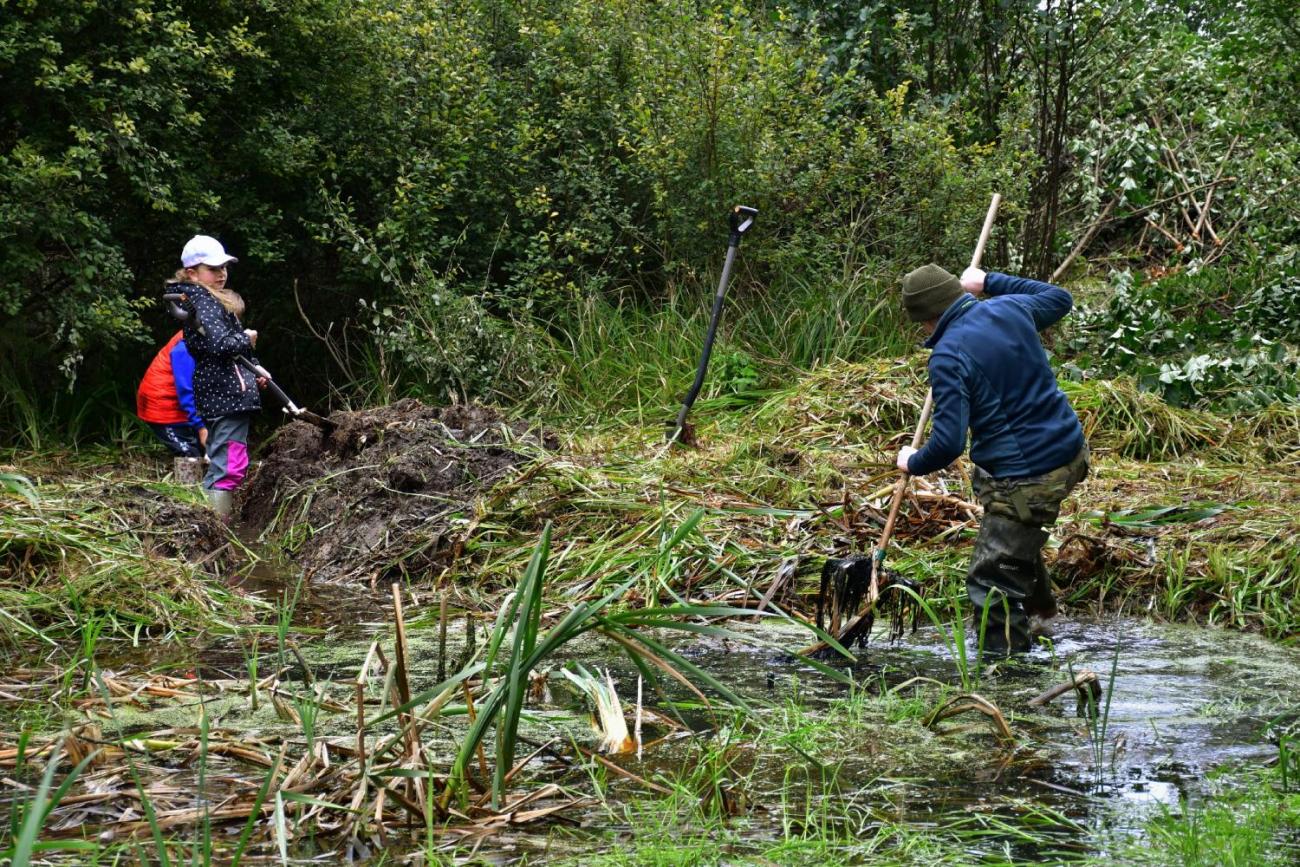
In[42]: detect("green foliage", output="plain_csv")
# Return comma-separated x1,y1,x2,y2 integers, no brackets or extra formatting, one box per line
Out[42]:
1068,2,1300,267
1,0,1298,442
338,217,547,404
1143,778,1300,867
713,350,761,395
1064,268,1300,410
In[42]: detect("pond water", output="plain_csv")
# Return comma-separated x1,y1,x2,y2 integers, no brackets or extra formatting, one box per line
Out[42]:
49,561,1298,864
526,614,1298,862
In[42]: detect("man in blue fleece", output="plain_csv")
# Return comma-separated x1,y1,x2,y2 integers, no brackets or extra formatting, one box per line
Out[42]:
895,263,1089,652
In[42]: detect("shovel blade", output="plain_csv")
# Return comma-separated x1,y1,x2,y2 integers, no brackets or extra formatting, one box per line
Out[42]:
664,419,697,447
285,406,334,431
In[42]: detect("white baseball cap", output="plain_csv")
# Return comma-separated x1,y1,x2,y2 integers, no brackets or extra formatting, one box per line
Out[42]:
181,235,239,268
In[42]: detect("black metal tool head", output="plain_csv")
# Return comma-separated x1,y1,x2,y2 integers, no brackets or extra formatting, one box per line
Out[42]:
815,557,924,651
878,573,923,642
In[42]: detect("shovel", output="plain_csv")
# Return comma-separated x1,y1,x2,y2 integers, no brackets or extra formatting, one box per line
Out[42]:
233,355,333,430
163,292,334,431
666,205,757,446
807,193,1002,657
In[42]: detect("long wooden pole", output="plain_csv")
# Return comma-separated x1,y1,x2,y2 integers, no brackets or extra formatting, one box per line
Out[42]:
866,193,1000,602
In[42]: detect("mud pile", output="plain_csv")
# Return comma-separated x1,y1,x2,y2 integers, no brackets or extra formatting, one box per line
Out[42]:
240,399,546,584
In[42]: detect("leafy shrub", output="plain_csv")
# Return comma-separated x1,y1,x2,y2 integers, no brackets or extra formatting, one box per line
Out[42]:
1065,268,1300,410
360,278,543,405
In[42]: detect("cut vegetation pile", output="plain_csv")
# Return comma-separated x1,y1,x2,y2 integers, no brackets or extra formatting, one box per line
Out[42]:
1,478,244,641
240,399,550,584
470,359,1299,639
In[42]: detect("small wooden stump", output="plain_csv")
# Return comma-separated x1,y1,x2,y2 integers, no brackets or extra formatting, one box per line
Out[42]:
173,457,204,485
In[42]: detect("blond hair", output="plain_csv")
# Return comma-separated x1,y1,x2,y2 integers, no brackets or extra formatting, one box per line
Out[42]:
181,267,246,317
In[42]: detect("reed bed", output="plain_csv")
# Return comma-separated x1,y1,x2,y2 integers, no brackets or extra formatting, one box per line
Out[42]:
0,476,249,645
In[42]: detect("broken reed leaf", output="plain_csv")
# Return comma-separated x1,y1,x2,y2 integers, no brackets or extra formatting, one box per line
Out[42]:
1083,503,1230,528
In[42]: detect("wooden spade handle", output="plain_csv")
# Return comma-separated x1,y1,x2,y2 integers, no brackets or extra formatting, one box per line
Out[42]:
970,192,1001,270
875,193,1001,558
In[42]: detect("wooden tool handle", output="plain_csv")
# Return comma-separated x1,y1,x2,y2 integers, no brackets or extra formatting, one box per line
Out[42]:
970,192,1001,270
876,390,933,554
876,193,1001,557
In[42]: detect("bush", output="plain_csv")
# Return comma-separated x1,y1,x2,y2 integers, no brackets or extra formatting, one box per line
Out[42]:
1064,267,1300,410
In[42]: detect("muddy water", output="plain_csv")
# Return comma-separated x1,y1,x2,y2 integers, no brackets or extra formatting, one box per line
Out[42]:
79,567,1297,862
604,616,1298,859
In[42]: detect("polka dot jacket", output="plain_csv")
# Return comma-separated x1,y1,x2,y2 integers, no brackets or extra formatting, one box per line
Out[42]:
173,282,263,421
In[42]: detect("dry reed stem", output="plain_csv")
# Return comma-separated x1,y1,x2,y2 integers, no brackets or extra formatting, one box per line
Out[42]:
925,693,1015,742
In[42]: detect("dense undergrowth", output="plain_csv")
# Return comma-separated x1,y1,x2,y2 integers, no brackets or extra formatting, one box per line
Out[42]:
1062,266,1300,412
0,455,251,650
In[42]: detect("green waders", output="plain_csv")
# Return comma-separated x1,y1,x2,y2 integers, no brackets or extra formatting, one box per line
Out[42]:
968,444,1089,652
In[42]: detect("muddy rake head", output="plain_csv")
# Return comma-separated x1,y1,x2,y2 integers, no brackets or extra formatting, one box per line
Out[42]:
814,555,923,652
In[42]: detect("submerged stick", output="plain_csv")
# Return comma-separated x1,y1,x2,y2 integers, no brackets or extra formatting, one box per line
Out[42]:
1028,670,1101,708
438,593,449,683
355,640,381,767
925,692,1015,742
390,584,422,768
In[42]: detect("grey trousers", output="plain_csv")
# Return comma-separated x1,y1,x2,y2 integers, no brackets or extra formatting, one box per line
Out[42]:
968,444,1089,652
203,413,252,492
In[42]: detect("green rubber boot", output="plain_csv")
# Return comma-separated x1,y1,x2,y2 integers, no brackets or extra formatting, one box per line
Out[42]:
206,489,233,518
967,514,1047,653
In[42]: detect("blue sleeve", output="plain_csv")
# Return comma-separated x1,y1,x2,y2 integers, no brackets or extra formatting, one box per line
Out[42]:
984,272,1073,330
170,340,204,429
907,350,969,475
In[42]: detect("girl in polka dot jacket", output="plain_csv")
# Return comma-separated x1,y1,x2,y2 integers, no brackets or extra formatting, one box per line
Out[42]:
171,235,263,515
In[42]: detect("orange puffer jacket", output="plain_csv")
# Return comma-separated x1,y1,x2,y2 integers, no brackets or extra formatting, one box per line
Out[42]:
136,331,203,428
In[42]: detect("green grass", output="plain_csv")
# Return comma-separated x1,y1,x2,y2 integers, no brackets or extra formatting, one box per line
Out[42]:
529,272,912,426
0,472,250,646
1123,776,1300,866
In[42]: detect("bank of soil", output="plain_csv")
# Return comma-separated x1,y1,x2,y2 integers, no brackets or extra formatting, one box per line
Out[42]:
239,399,549,583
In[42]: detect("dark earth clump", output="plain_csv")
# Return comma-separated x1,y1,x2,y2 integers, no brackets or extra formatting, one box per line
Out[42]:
127,485,238,573
240,399,547,584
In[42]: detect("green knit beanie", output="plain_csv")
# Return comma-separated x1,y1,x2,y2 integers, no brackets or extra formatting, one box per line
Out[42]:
901,263,963,322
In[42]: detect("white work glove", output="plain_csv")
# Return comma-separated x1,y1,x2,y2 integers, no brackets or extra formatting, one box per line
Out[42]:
960,266,987,297
896,446,917,474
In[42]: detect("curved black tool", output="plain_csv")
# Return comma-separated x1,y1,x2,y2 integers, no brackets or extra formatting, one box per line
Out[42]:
233,355,332,429
667,205,757,445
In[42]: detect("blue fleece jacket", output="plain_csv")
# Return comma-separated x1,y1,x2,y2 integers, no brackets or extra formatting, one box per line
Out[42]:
906,272,1084,479
169,338,204,429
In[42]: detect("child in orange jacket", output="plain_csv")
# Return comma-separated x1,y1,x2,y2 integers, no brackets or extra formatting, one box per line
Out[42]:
136,331,206,458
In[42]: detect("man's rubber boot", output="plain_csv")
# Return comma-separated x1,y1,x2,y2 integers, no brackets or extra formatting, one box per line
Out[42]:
967,514,1047,653
206,489,234,518
981,599,1031,655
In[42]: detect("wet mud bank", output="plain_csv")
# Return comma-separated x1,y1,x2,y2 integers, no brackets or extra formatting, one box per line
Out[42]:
237,399,552,583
